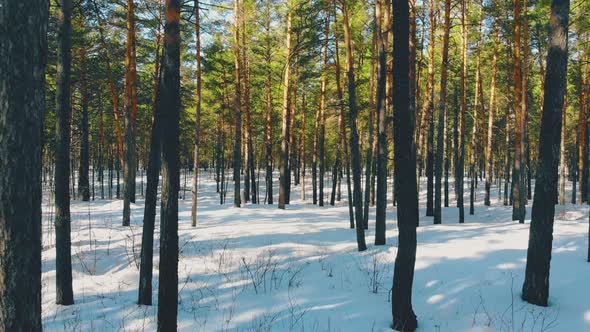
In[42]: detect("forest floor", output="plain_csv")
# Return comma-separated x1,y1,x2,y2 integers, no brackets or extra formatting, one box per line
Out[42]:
40,171,590,331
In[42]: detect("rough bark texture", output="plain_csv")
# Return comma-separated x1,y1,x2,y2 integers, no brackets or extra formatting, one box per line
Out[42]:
157,0,181,329
522,0,569,306
0,0,47,329
392,0,419,329
55,0,75,306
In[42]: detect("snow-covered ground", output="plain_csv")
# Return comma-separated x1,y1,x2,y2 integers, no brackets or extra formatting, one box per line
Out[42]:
41,171,590,331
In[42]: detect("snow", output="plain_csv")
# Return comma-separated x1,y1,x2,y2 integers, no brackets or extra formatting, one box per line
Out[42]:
41,171,590,331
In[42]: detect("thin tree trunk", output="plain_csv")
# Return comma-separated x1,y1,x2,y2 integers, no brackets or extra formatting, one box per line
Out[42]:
318,10,329,207
191,0,202,226
375,0,388,244
333,5,353,226
435,0,450,224
485,22,499,206
233,0,242,208
340,0,367,251
123,0,138,226
138,9,162,305
425,0,436,218
458,0,468,223
559,94,567,205
79,47,91,202
512,0,526,223
55,0,74,305
264,0,273,204
522,0,569,305
470,3,483,216
278,7,293,209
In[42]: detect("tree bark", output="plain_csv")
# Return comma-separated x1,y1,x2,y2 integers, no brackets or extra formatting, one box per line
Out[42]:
512,0,526,223
138,9,162,305
392,0,419,329
54,0,74,305
123,0,138,226
78,47,91,202
157,0,181,329
375,0,388,244
485,22,499,206
233,0,243,208
435,0,450,224
278,7,293,209
0,0,47,328
522,0,569,306
340,0,367,251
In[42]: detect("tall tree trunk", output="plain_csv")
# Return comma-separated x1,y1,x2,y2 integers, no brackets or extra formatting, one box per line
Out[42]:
0,0,47,328
278,7,293,209
559,94,567,205
435,0,450,224
578,64,587,204
123,0,138,226
264,0,273,205
138,6,162,305
458,0,468,223
318,10,329,207
91,0,124,164
191,0,202,226
233,0,243,208
55,0,74,305
79,47,91,202
364,14,377,229
392,0,419,329
340,0,367,251
375,0,388,244
470,2,483,216
424,0,436,218
242,5,256,204
333,5,354,227
512,0,526,223
157,0,181,330
485,22,499,206
522,0,569,306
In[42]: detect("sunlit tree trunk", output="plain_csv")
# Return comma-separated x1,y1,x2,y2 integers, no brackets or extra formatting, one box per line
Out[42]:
485,22,499,206
191,0,202,226
233,0,243,208
278,7,293,209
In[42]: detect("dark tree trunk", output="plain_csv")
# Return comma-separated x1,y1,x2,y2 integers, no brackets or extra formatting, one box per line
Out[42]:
0,0,47,329
233,0,242,208
375,0,387,245
138,10,162,305
392,0,419,329
435,0,450,224
264,0,273,205
522,0,569,306
78,50,91,202
157,0,181,329
341,0,367,251
54,0,74,306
